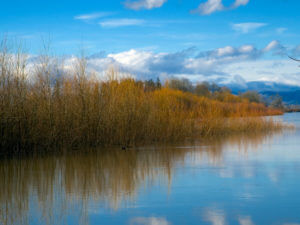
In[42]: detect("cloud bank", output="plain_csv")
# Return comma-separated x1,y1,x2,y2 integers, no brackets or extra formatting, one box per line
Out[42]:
97,41,281,78
52,40,299,87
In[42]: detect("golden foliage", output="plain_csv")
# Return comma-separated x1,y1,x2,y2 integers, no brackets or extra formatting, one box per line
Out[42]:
0,44,285,153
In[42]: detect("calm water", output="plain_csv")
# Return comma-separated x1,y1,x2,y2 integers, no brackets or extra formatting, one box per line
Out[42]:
1,113,300,225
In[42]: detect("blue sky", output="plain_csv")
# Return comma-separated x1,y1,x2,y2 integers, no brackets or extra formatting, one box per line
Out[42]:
1,0,300,86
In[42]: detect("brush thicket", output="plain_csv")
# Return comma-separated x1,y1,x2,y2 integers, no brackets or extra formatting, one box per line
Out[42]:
0,41,285,154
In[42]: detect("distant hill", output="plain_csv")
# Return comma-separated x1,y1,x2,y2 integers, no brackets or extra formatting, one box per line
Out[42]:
262,90,300,105
229,81,300,93
226,81,300,105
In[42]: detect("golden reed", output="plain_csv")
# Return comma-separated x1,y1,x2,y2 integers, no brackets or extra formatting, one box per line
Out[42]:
0,40,284,153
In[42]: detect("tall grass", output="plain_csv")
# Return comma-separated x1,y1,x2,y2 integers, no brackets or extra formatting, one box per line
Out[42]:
0,40,285,154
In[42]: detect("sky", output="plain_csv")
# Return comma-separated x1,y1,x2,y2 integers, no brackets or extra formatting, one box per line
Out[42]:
1,0,300,86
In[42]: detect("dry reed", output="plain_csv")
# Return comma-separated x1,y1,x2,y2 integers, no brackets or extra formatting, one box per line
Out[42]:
0,40,285,154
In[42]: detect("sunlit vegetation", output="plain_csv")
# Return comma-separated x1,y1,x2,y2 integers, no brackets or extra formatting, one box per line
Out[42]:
0,39,286,154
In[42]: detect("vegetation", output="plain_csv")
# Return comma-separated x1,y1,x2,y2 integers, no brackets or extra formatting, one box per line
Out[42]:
240,91,262,103
270,94,284,109
0,40,285,154
285,105,300,113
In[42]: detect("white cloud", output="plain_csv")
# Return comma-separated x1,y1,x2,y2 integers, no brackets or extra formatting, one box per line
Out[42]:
223,59,300,85
45,41,299,87
99,19,145,28
232,23,267,33
85,41,292,80
108,49,153,73
216,46,235,56
232,0,249,8
192,0,224,15
262,40,286,56
192,0,250,15
124,0,167,10
74,12,113,21
263,40,280,52
233,75,247,88
202,43,262,61
239,45,254,53
130,217,170,225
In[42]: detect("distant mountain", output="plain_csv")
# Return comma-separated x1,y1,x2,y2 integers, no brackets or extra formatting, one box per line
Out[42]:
228,81,300,94
226,81,300,105
262,90,300,105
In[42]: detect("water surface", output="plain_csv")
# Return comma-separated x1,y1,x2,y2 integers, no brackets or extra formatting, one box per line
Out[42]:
1,113,300,225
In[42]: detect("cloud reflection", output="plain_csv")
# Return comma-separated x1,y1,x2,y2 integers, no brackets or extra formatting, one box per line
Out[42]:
203,209,226,225
130,217,170,225
238,216,255,225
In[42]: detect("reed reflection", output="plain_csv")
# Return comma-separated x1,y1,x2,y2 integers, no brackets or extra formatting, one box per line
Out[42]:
0,130,282,225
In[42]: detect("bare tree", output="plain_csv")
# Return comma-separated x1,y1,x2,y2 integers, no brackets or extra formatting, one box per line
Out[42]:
288,56,300,67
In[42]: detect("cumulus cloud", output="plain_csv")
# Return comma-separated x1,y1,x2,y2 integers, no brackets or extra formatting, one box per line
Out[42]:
124,0,167,10
192,0,250,15
232,22,267,33
263,40,280,52
231,0,249,8
99,19,145,28
233,75,247,88
105,46,225,78
223,59,300,86
192,0,224,15
262,40,286,55
45,40,299,86
199,44,261,61
81,40,287,80
108,49,153,73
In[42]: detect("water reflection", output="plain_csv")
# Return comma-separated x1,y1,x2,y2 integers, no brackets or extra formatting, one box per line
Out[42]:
130,217,170,225
238,216,255,225
203,208,226,225
0,127,293,225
